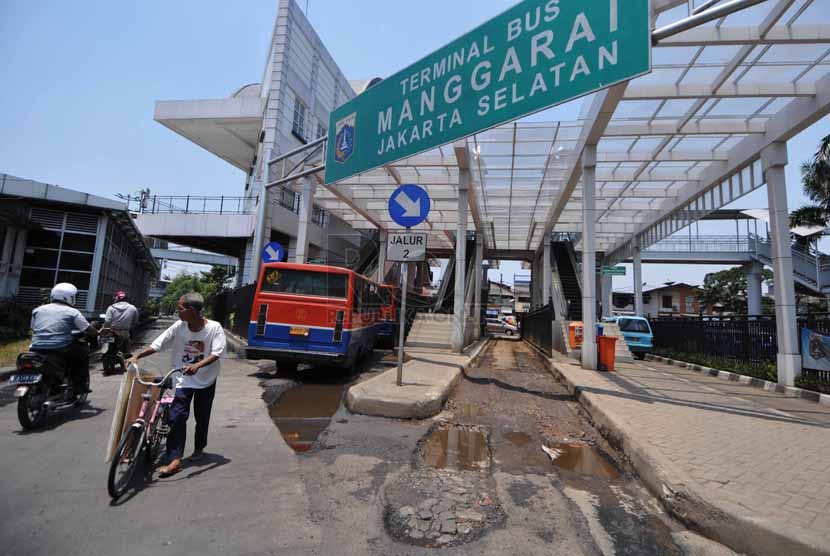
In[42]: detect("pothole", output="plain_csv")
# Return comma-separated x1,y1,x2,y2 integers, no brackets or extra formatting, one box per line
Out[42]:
383,424,505,548
421,424,490,471
543,441,620,479
267,382,346,453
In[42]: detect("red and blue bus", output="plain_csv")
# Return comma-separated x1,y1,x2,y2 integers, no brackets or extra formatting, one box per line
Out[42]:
377,284,397,348
245,263,384,371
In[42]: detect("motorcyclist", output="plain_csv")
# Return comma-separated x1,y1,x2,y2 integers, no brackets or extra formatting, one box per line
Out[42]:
104,291,139,346
30,283,98,395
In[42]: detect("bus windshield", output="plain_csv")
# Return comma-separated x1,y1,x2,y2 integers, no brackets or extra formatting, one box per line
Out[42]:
260,268,348,298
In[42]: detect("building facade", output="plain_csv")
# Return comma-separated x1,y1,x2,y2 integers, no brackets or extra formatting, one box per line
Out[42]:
0,174,157,315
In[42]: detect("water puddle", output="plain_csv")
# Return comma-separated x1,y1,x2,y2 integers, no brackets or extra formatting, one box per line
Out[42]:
421,425,490,471
543,442,619,479
268,383,346,452
456,403,483,417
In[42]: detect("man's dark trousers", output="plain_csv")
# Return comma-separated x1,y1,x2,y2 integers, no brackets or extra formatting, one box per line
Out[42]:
166,381,217,461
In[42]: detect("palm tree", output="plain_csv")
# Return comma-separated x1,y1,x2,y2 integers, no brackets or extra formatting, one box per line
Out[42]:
790,134,830,228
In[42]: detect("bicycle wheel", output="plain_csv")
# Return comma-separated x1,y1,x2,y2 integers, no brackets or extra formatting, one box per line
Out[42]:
107,425,144,499
146,405,169,464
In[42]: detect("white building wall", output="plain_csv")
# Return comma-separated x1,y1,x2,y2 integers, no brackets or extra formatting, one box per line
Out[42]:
242,0,357,283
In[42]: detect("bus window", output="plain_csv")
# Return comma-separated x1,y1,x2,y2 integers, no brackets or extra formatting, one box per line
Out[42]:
261,268,347,298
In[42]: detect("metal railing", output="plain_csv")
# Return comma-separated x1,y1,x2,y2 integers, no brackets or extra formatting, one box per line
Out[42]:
121,194,257,215
521,303,555,357
645,235,752,253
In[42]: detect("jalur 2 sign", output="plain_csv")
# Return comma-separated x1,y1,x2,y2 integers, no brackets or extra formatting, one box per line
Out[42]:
325,0,650,184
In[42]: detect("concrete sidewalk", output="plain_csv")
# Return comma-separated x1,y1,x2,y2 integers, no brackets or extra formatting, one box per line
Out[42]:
347,340,489,419
548,353,830,556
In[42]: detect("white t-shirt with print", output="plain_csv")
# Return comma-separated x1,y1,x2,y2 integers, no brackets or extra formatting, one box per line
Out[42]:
150,319,226,389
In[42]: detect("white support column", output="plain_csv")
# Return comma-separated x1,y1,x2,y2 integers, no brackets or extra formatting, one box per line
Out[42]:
249,148,272,284
633,241,644,316
451,171,470,352
294,176,316,264
601,272,613,318
582,145,598,370
763,142,801,385
543,239,552,307
473,235,483,341
377,230,388,283
745,261,763,317
86,214,109,314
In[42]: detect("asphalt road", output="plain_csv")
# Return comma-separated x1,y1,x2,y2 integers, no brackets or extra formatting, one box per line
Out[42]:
0,329,735,556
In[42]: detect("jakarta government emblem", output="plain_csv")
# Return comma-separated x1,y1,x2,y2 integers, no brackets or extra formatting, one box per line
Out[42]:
334,113,356,164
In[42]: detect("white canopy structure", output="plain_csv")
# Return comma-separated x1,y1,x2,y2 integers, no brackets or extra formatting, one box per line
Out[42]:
304,0,830,260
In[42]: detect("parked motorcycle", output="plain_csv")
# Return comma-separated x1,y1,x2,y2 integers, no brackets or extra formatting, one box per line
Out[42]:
99,319,129,376
11,332,90,430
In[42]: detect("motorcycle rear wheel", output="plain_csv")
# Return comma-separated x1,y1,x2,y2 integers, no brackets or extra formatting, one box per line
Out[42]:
17,384,48,430
107,425,144,499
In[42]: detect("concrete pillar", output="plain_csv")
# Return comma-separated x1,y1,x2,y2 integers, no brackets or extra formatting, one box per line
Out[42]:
601,272,613,318
86,214,109,314
543,238,552,307
763,142,801,386
249,148,272,284
377,229,388,283
473,235,483,341
294,176,316,264
633,242,644,316
745,261,763,317
451,171,470,352
581,145,598,370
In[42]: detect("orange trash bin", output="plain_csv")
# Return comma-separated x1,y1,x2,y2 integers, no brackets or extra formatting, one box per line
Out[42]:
568,322,584,349
597,336,617,371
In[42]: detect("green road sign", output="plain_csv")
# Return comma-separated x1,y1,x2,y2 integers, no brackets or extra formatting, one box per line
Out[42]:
602,266,626,276
325,0,650,184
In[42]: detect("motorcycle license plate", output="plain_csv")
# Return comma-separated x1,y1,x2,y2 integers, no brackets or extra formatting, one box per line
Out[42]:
10,374,42,385
289,327,310,337
101,336,115,343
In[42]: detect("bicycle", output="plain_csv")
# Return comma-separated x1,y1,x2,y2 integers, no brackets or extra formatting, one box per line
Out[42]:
107,366,181,499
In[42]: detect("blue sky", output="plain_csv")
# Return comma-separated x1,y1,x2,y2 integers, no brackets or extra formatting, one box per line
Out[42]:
1,0,829,288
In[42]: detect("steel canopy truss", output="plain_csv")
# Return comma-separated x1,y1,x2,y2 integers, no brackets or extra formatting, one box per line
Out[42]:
298,0,830,257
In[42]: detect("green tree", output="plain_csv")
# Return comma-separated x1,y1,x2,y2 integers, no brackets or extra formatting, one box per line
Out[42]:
699,267,774,315
158,266,235,316
790,134,830,228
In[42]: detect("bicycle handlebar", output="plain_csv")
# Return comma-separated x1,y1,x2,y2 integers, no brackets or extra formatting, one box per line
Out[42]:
128,364,183,387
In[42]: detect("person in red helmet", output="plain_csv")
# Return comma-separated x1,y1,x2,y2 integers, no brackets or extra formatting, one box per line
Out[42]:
103,291,139,371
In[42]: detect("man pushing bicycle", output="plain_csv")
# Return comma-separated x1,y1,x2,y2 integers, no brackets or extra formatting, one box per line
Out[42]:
127,292,226,477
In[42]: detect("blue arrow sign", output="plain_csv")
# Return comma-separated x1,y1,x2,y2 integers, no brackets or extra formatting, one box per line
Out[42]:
262,241,285,263
388,184,430,228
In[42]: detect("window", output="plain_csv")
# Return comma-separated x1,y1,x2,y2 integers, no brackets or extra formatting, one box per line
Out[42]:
662,295,673,310
619,318,651,333
260,269,347,298
316,122,327,140
292,97,307,142
685,297,694,313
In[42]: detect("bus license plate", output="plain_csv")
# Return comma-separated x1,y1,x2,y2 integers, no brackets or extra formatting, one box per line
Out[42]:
10,374,42,385
289,327,310,337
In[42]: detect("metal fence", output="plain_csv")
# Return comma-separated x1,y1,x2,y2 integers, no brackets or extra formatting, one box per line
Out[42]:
651,316,777,366
652,314,830,382
521,303,554,357
212,284,257,339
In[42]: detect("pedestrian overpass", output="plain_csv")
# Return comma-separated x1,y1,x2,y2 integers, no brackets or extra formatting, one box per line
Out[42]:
152,0,830,387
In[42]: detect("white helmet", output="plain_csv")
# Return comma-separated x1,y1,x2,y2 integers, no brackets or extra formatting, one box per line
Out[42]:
50,283,78,306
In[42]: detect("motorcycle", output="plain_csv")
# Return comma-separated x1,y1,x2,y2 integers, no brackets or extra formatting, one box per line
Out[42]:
99,318,129,376
11,332,90,430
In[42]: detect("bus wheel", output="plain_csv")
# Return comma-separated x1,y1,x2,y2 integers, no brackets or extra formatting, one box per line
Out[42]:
279,362,298,374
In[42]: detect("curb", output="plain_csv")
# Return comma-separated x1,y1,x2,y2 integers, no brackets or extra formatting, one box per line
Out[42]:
645,354,830,406
346,337,491,419
0,366,14,382
545,356,829,556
